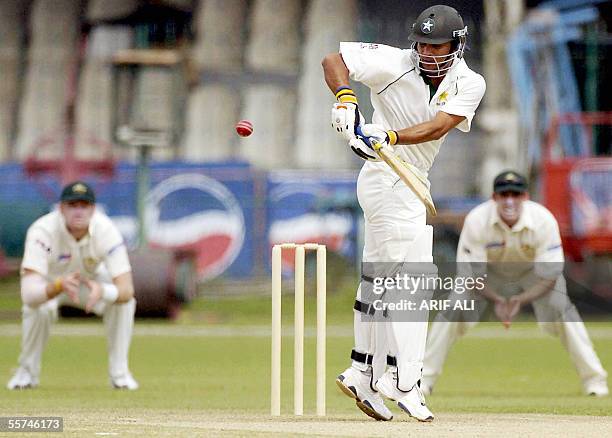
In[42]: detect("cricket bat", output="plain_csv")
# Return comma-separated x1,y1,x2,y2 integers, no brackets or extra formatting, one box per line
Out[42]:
371,140,437,216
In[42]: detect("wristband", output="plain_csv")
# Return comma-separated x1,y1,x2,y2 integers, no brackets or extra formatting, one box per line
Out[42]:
53,277,63,294
335,86,358,104
101,283,119,303
386,130,399,146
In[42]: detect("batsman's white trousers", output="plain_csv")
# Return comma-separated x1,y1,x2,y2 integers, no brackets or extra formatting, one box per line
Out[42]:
423,274,608,390
15,289,136,383
352,164,434,391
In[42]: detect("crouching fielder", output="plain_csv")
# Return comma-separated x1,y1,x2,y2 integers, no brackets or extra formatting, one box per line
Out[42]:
422,171,609,397
322,4,485,422
7,181,138,390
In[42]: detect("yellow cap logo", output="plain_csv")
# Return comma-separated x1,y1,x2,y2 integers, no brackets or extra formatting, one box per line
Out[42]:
504,172,517,182
73,183,87,194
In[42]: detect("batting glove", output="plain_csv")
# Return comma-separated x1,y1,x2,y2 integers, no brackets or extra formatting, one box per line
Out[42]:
357,124,399,148
331,86,364,141
348,137,381,162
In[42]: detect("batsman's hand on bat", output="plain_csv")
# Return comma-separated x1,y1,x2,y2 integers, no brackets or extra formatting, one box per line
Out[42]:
332,102,364,140
349,124,399,162
84,279,102,314
331,86,364,141
348,137,380,162
356,124,399,153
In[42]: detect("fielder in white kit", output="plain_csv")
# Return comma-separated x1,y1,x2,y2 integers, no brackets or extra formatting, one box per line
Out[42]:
7,181,139,390
422,171,609,397
322,5,485,421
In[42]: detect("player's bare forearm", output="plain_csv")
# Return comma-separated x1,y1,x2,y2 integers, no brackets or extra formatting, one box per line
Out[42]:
45,280,59,299
513,278,556,305
397,121,448,143
396,112,465,144
20,269,80,305
113,271,135,302
322,53,350,93
23,269,60,301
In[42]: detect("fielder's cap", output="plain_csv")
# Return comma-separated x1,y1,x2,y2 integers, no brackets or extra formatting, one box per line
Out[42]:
60,181,96,203
493,170,528,193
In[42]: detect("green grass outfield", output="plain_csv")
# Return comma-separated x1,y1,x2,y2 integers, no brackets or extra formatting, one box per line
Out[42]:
1,322,611,415
1,278,611,435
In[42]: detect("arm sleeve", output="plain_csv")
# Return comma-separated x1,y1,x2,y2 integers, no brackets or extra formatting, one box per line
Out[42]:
534,212,564,279
20,227,51,277
441,74,486,132
100,222,131,278
456,212,488,278
456,213,487,264
339,42,403,91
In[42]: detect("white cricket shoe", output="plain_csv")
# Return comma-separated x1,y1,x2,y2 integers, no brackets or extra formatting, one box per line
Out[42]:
584,378,609,397
376,370,434,422
111,372,139,390
7,367,38,390
336,367,393,421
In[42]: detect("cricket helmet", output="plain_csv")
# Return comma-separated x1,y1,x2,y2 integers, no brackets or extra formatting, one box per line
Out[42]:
408,5,468,78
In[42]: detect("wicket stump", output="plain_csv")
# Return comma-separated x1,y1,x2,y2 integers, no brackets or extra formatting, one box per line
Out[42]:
271,243,326,416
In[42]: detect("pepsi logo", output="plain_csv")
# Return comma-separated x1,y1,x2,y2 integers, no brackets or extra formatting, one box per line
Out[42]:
268,182,352,270
146,173,245,281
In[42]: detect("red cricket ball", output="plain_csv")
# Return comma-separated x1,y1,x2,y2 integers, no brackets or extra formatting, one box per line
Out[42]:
236,120,253,137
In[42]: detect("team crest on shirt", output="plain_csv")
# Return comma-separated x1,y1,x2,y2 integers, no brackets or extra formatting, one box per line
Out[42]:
521,244,536,259
83,257,98,272
437,91,449,106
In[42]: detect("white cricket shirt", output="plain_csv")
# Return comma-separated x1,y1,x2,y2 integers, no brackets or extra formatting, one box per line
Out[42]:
457,199,564,280
21,209,131,280
340,42,486,176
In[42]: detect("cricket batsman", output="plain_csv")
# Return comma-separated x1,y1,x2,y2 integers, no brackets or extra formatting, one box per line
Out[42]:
422,171,609,397
322,4,486,421
7,181,139,390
